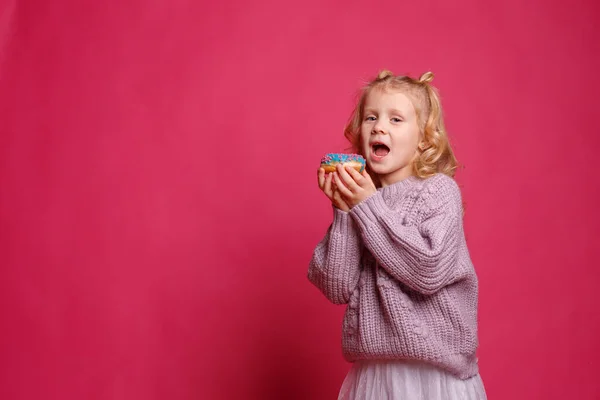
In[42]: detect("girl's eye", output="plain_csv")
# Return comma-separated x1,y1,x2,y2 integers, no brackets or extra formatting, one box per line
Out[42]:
391,117,402,123
365,116,376,121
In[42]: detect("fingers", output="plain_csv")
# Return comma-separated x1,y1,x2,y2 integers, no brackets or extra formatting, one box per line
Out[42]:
361,169,375,185
332,189,349,212
317,168,325,189
345,166,366,187
323,171,334,198
333,171,353,198
319,165,373,210
320,169,349,211
336,164,361,192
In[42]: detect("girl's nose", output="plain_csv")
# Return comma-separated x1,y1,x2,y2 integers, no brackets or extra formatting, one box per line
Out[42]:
372,122,386,135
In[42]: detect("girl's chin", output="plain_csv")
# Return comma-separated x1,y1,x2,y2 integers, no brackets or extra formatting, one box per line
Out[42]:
368,165,389,175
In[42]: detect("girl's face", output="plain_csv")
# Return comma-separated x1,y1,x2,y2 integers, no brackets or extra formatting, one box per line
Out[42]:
360,89,420,187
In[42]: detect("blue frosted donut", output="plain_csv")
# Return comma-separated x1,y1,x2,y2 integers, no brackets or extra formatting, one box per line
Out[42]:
320,153,366,173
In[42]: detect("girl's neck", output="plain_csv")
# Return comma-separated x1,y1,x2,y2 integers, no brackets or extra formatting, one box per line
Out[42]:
378,169,415,188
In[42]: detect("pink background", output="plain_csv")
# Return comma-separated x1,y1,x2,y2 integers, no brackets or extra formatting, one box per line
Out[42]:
1,0,599,399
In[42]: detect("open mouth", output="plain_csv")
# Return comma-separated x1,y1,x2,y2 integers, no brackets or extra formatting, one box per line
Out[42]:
371,142,390,158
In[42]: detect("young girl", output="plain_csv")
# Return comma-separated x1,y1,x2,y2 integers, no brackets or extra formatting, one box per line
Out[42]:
308,70,487,399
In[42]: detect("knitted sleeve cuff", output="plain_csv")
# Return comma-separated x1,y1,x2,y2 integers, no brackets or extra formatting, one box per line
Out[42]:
348,192,390,232
331,205,357,237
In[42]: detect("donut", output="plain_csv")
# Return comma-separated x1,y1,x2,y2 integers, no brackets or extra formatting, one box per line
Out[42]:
320,153,366,173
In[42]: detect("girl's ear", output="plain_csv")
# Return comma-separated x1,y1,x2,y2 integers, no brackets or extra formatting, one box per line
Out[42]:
413,140,425,159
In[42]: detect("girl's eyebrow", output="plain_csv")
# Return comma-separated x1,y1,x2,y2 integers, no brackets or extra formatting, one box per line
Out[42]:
364,108,405,115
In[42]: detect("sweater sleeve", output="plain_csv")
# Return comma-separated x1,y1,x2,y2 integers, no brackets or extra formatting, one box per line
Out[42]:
348,175,463,295
307,206,362,305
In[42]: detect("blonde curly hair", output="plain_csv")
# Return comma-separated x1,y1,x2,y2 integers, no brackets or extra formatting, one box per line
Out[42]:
344,70,458,182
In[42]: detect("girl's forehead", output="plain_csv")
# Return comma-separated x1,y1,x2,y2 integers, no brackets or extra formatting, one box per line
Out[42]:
364,88,418,110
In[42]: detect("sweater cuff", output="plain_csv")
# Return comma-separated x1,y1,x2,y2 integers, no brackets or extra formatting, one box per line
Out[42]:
331,206,356,237
349,192,390,232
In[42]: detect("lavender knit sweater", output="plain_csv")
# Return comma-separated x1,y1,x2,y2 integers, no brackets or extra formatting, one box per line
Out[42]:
308,173,480,379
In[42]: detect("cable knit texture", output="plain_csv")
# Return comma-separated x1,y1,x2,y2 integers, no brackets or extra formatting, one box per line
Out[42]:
308,173,480,379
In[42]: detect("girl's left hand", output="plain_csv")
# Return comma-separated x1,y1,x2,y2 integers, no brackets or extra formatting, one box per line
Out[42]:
333,164,377,208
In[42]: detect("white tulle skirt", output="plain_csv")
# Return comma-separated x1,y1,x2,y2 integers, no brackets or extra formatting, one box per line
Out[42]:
338,360,487,400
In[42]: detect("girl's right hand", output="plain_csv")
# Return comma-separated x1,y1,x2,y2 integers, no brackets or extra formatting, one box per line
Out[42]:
318,168,350,212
